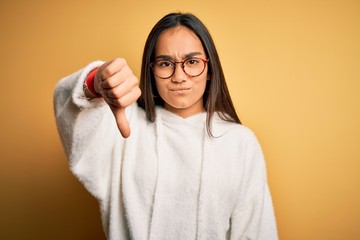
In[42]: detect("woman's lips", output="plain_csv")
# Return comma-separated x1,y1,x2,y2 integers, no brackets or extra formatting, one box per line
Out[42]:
170,87,191,92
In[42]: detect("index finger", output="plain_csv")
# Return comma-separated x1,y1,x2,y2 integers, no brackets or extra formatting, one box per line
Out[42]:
99,58,128,80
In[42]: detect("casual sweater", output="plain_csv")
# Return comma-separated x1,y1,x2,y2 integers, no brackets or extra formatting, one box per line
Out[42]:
53,61,278,240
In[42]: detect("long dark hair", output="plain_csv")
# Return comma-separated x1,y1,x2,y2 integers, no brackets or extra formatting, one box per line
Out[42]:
137,12,241,136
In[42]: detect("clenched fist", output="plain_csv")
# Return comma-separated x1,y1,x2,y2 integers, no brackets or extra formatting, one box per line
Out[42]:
92,58,141,138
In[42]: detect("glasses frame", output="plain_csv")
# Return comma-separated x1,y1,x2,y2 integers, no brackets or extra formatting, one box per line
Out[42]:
150,57,209,79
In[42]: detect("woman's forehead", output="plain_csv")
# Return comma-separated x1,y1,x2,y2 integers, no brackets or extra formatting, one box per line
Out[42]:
154,26,205,57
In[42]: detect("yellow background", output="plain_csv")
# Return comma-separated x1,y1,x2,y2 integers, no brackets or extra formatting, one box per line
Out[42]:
0,0,359,239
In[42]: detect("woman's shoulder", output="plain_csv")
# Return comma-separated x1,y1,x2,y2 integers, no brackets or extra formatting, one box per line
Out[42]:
212,113,255,138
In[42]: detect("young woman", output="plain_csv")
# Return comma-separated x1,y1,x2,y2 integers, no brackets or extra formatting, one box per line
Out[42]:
54,12,278,240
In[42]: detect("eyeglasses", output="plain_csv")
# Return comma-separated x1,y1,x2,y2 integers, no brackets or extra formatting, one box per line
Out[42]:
151,57,209,79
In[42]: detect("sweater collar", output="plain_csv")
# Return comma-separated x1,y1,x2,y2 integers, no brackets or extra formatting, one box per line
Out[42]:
156,106,207,127
155,106,238,136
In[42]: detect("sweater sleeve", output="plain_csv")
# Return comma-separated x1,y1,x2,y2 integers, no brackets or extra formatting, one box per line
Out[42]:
230,132,278,240
53,61,125,201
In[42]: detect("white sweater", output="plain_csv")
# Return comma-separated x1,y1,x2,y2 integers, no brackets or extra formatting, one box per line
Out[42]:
54,61,278,240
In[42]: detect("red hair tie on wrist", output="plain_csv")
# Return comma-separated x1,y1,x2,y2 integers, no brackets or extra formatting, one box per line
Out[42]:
83,68,102,98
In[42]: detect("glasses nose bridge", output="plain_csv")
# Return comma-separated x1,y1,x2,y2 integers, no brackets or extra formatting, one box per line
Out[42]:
173,60,186,69
172,60,186,76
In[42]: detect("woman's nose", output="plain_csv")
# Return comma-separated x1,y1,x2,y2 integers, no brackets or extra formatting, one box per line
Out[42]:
171,63,187,82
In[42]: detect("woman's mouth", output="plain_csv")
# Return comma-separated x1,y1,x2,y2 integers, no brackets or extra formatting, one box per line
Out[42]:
170,87,191,92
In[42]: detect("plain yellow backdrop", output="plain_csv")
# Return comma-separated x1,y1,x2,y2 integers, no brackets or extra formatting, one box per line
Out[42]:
0,0,359,239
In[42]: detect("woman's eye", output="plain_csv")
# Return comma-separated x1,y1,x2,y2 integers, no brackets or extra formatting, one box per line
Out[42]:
157,61,173,68
186,59,199,65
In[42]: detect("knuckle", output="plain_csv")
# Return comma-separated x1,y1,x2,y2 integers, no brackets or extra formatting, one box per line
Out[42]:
107,89,115,98
136,88,142,97
101,67,112,79
113,86,122,98
117,98,127,108
107,75,117,87
124,67,133,76
129,75,139,85
114,57,126,66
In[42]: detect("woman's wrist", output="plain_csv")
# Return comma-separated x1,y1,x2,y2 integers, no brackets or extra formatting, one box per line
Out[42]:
83,68,101,99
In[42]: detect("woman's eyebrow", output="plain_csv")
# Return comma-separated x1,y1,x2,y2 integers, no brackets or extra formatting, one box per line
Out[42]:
154,55,172,60
154,52,203,60
184,52,202,58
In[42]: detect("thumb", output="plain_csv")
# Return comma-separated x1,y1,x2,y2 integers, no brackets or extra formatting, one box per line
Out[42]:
111,106,131,138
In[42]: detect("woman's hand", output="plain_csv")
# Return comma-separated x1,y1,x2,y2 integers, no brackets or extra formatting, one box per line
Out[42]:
94,58,141,138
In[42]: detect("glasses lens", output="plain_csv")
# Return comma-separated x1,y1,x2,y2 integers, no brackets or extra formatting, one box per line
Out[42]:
153,60,174,78
183,58,205,77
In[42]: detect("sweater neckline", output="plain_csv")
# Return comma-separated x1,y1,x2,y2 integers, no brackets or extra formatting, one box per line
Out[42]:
156,106,207,127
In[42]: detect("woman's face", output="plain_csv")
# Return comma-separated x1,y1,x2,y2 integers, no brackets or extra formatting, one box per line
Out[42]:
154,26,208,118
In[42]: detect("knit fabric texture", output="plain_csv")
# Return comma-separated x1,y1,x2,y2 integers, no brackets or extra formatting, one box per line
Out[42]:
53,62,278,240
